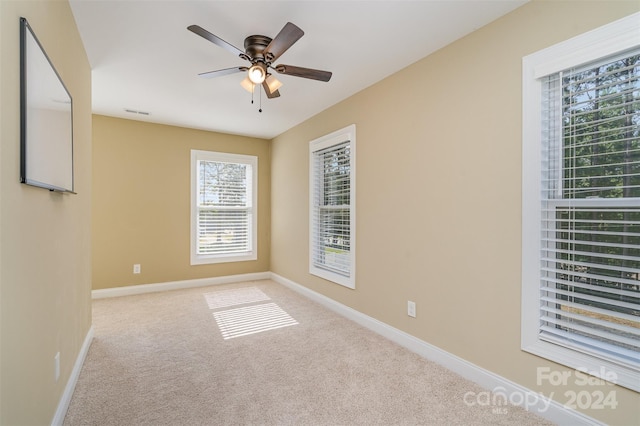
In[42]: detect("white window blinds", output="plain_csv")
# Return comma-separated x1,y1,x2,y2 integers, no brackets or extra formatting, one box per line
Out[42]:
197,160,252,255
191,150,257,265
539,51,640,368
309,125,355,288
311,142,351,275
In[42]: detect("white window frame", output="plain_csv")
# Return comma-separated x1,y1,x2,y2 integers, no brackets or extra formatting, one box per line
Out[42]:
190,150,257,265
522,12,640,391
309,124,356,289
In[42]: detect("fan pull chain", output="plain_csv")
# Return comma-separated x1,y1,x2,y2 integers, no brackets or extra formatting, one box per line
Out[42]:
248,83,263,113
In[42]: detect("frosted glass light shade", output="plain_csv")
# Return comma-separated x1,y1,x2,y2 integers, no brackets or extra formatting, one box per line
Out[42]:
240,77,255,93
265,75,282,93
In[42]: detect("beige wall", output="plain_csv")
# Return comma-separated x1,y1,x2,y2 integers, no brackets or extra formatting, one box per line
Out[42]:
92,115,270,290
270,1,640,424
0,1,92,424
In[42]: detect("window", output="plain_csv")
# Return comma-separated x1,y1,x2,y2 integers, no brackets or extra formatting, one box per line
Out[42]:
309,125,356,288
522,13,639,391
190,150,257,265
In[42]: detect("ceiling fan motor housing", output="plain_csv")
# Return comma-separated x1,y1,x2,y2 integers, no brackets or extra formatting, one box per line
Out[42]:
244,35,272,64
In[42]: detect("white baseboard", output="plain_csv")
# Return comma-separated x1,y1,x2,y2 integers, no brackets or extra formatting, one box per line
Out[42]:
270,272,602,426
92,272,272,299
51,326,94,426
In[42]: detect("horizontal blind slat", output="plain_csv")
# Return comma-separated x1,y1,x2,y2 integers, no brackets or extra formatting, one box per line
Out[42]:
539,327,640,367
540,295,640,325
541,315,640,348
541,305,640,336
541,285,639,311
544,247,640,263
541,275,640,300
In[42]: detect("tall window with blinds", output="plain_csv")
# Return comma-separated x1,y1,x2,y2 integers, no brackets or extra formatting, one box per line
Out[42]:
190,150,257,265
309,125,356,289
540,52,639,368
522,14,640,391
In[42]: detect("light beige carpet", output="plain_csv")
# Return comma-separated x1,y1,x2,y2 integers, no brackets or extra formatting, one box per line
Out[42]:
64,280,552,425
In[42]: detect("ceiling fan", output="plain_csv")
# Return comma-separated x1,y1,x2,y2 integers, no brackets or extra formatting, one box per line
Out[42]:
187,22,332,106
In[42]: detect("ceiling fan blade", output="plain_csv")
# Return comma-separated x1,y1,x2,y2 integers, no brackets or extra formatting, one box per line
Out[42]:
262,81,281,99
274,64,332,82
264,22,304,63
187,25,244,57
197,67,246,79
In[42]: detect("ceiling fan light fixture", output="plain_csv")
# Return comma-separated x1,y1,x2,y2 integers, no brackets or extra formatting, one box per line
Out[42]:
188,22,331,103
248,64,266,84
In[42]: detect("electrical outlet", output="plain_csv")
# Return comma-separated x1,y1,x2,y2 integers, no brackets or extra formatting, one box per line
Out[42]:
54,352,60,382
133,264,141,274
407,301,416,318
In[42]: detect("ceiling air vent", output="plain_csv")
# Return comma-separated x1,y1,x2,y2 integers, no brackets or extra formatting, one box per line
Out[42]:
124,108,150,116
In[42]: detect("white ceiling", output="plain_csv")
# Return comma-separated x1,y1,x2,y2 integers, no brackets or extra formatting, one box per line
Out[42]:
69,0,527,139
